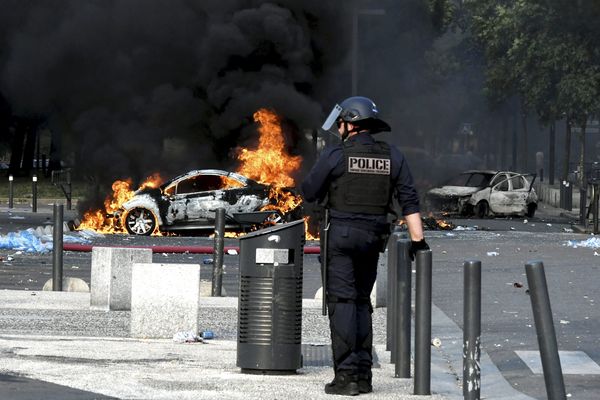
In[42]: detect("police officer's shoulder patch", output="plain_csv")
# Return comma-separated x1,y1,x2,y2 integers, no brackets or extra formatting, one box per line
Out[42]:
348,156,391,175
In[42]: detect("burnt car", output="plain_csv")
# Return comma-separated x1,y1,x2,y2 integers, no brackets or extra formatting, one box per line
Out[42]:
425,170,538,218
119,169,302,235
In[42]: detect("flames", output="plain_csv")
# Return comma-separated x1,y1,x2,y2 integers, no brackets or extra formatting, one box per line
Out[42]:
236,108,303,215
78,174,164,234
78,108,304,235
395,213,456,231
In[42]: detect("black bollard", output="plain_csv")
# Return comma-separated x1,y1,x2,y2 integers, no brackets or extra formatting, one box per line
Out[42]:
463,260,482,400
8,175,14,209
525,261,566,400
386,233,399,354
414,249,432,395
211,208,226,296
593,184,599,234
52,204,64,291
66,170,73,210
32,175,38,213
579,186,587,227
394,239,412,378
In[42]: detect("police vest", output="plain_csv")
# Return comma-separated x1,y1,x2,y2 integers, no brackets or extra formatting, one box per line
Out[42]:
327,140,392,215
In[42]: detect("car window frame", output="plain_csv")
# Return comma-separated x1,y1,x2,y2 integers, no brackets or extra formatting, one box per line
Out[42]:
165,172,249,196
491,173,511,192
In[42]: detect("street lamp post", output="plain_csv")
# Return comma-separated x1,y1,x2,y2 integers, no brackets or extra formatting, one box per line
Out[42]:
352,6,385,96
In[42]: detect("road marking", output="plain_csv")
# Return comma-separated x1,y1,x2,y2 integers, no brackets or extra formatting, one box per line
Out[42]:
516,350,600,374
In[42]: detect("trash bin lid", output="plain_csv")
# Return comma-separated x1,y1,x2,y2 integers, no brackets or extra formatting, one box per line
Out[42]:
239,219,304,241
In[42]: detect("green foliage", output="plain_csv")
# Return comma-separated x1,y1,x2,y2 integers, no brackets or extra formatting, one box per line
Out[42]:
427,0,457,33
465,0,600,125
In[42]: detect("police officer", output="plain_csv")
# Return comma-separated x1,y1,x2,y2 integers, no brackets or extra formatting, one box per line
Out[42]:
301,96,429,396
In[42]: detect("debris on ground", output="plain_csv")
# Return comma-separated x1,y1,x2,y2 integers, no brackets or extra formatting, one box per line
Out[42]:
201,330,215,340
0,228,92,253
454,226,476,231
565,237,600,249
172,331,203,343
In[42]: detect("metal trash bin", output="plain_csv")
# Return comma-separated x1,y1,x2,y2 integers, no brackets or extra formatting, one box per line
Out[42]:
237,219,305,374
560,180,572,211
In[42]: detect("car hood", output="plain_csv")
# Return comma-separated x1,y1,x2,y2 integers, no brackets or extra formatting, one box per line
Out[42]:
427,186,482,198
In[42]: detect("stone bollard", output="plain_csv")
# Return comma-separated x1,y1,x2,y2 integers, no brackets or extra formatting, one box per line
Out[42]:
130,263,201,339
90,247,153,311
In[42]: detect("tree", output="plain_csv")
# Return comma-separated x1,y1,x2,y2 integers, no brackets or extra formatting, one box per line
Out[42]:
465,0,600,180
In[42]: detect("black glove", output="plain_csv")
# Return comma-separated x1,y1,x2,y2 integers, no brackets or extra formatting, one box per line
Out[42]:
409,239,430,261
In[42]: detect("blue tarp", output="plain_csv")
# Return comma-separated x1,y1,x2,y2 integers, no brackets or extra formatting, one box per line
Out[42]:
0,228,92,253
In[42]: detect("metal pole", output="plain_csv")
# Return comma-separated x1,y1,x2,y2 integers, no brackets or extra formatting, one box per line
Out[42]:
31,175,38,213
463,260,482,400
211,208,225,296
8,175,14,209
525,261,566,400
593,184,599,234
394,239,412,378
386,232,402,355
351,4,358,96
66,170,72,210
579,185,587,227
414,249,432,395
52,204,64,291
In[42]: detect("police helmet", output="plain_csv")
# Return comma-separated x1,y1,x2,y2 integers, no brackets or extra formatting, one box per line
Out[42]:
322,96,391,133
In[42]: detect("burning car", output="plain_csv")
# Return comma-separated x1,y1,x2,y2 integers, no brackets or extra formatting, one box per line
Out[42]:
425,170,538,218
118,169,302,235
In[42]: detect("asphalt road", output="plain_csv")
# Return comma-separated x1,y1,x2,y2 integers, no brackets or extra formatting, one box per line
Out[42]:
1,201,599,399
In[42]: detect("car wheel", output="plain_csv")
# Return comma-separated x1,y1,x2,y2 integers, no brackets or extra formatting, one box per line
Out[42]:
526,203,537,218
124,208,157,236
475,201,489,218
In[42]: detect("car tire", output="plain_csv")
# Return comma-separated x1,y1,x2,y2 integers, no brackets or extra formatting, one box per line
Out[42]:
124,208,157,236
475,201,489,218
526,203,537,218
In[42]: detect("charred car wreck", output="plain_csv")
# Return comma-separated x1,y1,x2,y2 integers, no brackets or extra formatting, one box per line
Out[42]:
118,169,301,235
426,170,538,218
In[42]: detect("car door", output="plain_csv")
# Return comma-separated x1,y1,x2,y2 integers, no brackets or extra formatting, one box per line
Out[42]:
168,173,232,226
488,173,528,215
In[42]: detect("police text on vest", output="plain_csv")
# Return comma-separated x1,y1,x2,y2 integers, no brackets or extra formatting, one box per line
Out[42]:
348,157,391,175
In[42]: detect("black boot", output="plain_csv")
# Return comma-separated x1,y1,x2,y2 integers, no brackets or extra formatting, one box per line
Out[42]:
357,370,372,394
324,372,359,396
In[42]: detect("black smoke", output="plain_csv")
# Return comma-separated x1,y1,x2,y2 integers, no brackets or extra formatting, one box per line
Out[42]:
1,1,501,212
0,1,350,206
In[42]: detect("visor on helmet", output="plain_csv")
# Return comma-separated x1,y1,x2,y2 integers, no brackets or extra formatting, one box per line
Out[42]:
321,104,343,130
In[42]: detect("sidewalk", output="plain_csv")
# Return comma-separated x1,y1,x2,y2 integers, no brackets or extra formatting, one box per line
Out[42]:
0,290,540,400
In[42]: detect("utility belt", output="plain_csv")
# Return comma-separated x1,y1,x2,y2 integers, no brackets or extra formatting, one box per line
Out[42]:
329,217,391,252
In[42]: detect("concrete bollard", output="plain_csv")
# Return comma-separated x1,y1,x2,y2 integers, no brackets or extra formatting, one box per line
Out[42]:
371,250,388,308
130,263,201,339
90,247,153,310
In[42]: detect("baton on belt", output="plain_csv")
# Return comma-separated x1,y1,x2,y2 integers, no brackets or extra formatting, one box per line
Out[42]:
321,208,330,316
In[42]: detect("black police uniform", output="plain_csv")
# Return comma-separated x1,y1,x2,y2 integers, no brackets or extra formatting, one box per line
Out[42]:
301,131,420,386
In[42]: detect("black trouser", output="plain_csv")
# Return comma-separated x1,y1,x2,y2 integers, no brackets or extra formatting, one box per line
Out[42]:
326,222,381,377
